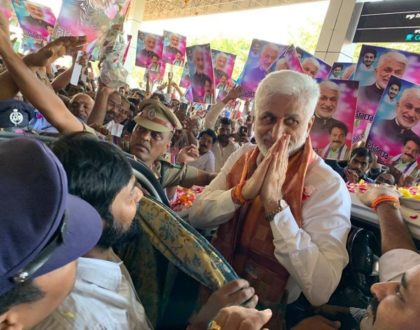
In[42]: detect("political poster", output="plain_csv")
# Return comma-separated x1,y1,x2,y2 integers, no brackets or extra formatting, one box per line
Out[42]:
162,31,186,66
328,62,356,80
135,31,163,69
296,46,331,80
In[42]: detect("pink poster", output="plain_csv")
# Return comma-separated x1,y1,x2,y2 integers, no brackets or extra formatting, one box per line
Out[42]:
0,0,14,19
270,45,303,73
186,44,215,104
211,49,236,89
12,0,55,40
239,39,287,98
53,0,130,47
352,45,420,145
311,79,359,161
135,31,163,69
162,31,186,66
367,76,420,168
296,47,331,80
179,62,191,89
147,62,166,85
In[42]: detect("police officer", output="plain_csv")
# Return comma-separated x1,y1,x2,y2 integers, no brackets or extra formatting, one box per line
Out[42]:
129,99,215,188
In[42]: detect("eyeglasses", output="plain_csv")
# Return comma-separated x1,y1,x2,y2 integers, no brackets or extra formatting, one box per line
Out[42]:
11,211,68,284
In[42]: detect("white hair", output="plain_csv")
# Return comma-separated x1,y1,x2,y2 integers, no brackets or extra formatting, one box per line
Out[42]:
193,46,204,58
400,87,420,102
378,51,408,67
261,43,281,56
319,80,340,95
302,57,320,69
255,70,320,118
216,52,228,61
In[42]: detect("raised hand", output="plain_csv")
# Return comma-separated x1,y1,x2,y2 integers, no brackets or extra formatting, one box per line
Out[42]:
177,144,199,164
356,184,399,208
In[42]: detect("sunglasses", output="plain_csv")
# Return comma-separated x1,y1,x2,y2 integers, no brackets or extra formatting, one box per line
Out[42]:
11,211,68,284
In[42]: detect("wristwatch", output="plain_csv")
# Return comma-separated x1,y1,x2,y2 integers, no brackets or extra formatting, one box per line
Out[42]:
265,199,289,222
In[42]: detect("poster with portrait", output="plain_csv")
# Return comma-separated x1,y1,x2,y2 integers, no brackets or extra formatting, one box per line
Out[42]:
366,77,420,167
186,44,215,104
180,62,191,88
296,47,331,80
162,31,186,66
53,0,130,49
328,62,356,80
135,31,163,69
269,45,303,73
352,45,420,145
310,79,359,161
238,39,287,98
12,0,56,40
147,62,166,85
211,49,236,88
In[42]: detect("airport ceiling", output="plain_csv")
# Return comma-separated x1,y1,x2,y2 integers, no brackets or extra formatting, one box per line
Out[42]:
143,0,321,20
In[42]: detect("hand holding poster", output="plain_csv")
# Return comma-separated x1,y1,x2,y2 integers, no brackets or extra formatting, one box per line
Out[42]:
162,31,186,66
239,39,287,98
296,47,331,80
366,77,420,172
352,45,420,144
12,0,55,40
135,31,163,68
310,79,359,161
186,44,215,104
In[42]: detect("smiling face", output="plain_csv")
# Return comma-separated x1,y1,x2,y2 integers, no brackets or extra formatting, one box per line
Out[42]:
144,35,156,52
388,84,400,99
216,55,227,71
169,34,179,48
315,84,339,119
26,3,44,20
302,60,319,78
363,52,376,67
254,93,313,156
375,56,407,89
259,46,279,70
193,49,205,72
395,89,420,129
69,94,94,122
329,127,346,150
401,140,420,162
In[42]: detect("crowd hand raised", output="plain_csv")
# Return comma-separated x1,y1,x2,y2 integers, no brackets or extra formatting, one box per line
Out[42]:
356,183,400,208
177,144,199,164
223,85,242,103
212,306,272,330
190,280,258,330
291,315,341,330
344,168,360,184
241,136,287,201
25,36,86,68
260,134,290,211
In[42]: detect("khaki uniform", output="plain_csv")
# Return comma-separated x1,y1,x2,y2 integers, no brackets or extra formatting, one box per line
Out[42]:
153,157,199,189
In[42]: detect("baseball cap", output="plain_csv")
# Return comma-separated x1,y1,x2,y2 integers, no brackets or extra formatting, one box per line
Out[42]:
135,99,182,133
0,138,102,295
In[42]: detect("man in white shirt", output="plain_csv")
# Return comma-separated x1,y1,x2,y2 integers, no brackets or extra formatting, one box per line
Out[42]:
188,129,217,172
189,70,351,328
204,87,242,171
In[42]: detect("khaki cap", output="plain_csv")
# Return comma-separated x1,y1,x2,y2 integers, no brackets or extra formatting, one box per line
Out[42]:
134,100,183,133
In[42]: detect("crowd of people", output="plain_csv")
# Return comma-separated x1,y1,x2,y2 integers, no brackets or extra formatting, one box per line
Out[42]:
1,10,420,330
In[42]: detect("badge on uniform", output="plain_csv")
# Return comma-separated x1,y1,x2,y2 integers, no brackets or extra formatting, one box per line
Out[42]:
9,109,24,126
146,109,156,120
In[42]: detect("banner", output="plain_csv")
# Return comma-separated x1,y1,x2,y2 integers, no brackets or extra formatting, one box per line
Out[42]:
352,45,420,144
239,39,287,98
366,76,420,167
186,44,215,104
211,49,236,89
135,31,163,69
12,0,55,40
311,79,359,161
270,45,303,73
296,47,331,80
162,31,186,66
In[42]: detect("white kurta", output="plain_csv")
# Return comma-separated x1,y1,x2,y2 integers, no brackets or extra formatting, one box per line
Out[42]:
189,144,352,306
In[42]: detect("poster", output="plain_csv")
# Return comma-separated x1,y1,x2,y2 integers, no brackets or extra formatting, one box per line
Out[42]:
179,62,191,88
162,31,186,66
239,39,287,98
211,49,236,89
328,62,356,80
186,44,215,104
352,45,420,144
135,31,163,68
311,79,359,161
296,47,331,80
270,45,303,73
366,76,420,167
12,0,55,40
53,0,130,49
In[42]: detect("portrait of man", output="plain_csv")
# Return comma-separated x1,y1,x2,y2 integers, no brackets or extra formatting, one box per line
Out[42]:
20,1,54,36
164,32,180,56
377,87,420,143
390,136,420,180
302,57,320,79
311,80,346,135
321,122,349,160
214,52,228,81
329,63,343,79
189,46,213,103
359,51,408,104
141,34,158,59
354,47,377,84
275,57,289,71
